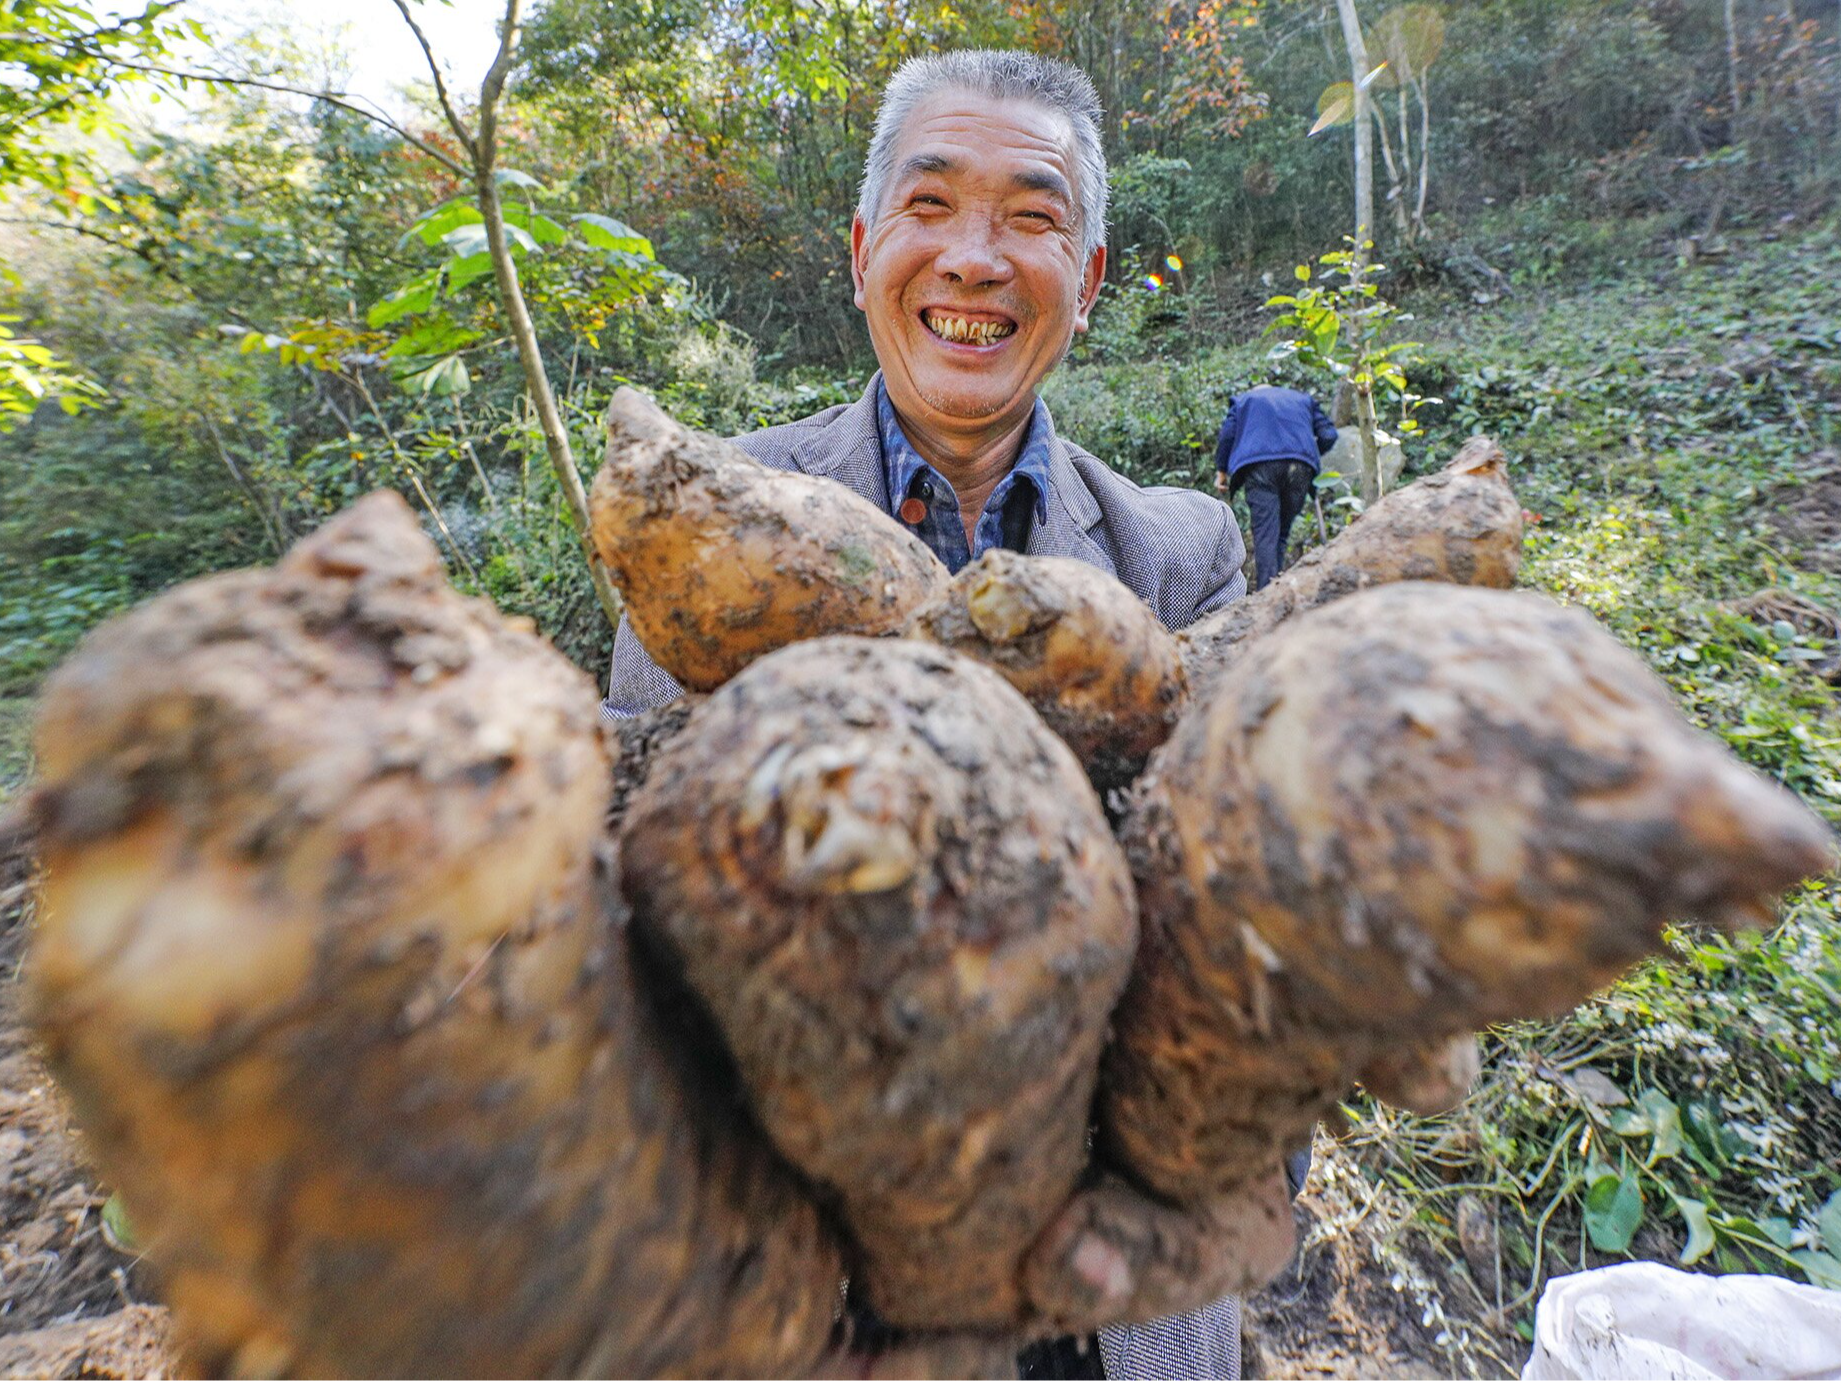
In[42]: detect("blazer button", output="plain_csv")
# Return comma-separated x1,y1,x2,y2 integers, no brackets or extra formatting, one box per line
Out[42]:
899,496,928,525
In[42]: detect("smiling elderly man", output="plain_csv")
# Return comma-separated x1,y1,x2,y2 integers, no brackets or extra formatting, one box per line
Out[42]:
603,49,1251,1381
604,49,1246,719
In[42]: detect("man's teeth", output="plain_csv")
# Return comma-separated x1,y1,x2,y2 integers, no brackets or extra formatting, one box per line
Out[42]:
926,314,1016,344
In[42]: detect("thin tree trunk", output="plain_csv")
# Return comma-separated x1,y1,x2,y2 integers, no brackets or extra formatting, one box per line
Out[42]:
1333,0,1375,250
1395,86,1413,241
473,0,623,633
203,413,285,557
451,396,498,512
1414,74,1432,234
1725,0,1744,119
1333,0,1380,503
1371,95,1406,237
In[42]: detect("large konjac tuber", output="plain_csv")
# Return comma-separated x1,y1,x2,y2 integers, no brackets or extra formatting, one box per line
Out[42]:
20,418,1836,1379
1103,582,1835,1201
1179,436,1523,693
591,387,948,690
27,495,844,1378
906,549,1187,785
621,636,1139,1331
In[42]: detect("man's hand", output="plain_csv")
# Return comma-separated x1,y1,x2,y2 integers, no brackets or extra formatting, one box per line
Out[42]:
1212,471,1228,493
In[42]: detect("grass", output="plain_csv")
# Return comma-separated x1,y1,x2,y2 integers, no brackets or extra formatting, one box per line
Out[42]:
1326,225,1841,1328
0,699,31,808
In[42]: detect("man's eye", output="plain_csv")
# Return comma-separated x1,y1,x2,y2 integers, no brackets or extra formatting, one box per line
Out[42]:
913,195,946,207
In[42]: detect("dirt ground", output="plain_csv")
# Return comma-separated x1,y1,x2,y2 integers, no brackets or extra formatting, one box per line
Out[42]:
0,817,1510,1381
1766,454,1841,575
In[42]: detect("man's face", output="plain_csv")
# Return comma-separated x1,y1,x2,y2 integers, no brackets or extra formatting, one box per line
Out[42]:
851,90,1106,438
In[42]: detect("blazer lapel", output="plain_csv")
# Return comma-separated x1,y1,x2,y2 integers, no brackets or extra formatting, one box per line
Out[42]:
1028,403,1117,576
789,375,891,512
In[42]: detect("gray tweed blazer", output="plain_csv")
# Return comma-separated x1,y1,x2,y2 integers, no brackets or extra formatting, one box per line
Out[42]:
602,374,1248,716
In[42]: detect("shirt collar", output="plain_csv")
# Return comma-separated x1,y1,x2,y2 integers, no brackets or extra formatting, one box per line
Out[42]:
875,378,1051,524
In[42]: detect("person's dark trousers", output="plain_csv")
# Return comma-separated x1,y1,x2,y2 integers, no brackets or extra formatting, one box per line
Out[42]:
1017,1334,1107,1378
1233,459,1316,591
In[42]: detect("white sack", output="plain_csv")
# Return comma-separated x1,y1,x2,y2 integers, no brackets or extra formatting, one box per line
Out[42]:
1522,1261,1841,1381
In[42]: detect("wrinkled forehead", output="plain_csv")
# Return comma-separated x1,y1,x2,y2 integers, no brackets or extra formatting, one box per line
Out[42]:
883,88,1082,212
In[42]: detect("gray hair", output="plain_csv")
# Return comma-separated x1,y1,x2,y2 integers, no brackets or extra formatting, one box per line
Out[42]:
856,50,1110,261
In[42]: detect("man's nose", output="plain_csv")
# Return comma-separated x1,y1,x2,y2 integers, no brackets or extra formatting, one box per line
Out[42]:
932,217,1014,286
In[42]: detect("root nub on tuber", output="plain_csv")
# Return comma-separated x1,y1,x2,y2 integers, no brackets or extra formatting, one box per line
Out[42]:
591,387,948,690
28,495,843,1379
621,636,1139,1331
906,549,1188,785
1105,581,1835,1201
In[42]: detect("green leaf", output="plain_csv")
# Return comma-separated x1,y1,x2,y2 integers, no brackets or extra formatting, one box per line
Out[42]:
383,315,483,359
1676,1198,1714,1265
1817,1189,1841,1253
446,252,497,294
1637,1089,1684,1162
1294,264,1311,282
1759,1217,1797,1248
573,213,655,259
494,167,548,193
406,197,482,249
101,1191,137,1254
442,222,537,258
401,354,471,397
1584,1171,1645,1253
367,268,442,327
1793,1249,1841,1290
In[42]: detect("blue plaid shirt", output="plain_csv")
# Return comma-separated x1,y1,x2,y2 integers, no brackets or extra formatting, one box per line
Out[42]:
876,380,1051,573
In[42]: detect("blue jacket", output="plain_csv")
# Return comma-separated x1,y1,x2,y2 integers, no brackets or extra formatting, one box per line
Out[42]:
1213,386,1337,479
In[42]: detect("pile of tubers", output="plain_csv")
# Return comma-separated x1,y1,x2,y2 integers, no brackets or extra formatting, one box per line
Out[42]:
23,390,1833,1377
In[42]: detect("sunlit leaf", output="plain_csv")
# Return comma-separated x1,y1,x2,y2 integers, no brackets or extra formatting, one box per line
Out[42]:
441,222,537,259
401,354,471,397
367,267,442,327
501,203,568,245
446,252,497,294
1637,1090,1683,1161
1310,82,1355,136
1371,5,1446,84
494,167,548,193
1675,1198,1714,1265
1819,1190,1841,1254
573,213,655,259
405,197,481,249
1793,1250,1841,1290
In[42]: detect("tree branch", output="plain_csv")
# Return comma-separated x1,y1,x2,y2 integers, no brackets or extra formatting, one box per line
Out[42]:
74,54,470,176
475,0,525,168
469,0,623,632
387,0,476,155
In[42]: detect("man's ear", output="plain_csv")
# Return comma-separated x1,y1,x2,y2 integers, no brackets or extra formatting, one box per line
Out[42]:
850,215,870,311
1072,245,1107,333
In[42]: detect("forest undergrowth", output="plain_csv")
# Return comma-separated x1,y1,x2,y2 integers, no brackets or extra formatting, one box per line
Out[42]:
1272,225,1841,1360
0,227,1836,1377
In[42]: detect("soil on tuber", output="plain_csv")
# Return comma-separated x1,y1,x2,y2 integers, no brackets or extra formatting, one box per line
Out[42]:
621,636,1139,1331
27,495,845,1378
906,549,1187,786
591,388,948,690
1105,582,1835,1201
